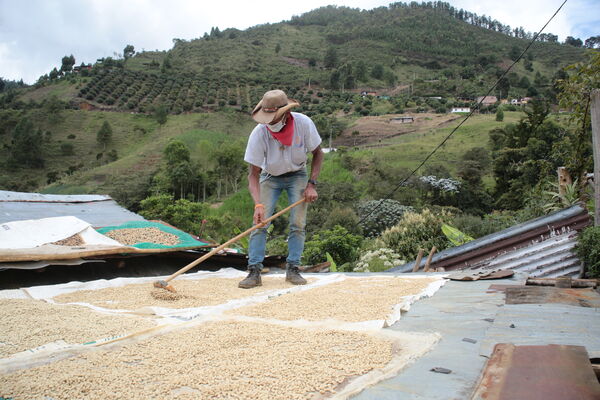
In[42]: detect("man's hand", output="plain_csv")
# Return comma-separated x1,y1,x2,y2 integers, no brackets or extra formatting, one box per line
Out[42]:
253,205,265,225
304,184,318,203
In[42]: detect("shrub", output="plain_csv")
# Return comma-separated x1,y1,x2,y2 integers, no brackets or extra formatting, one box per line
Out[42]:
60,143,74,155
357,199,413,237
322,206,361,235
354,248,405,272
139,194,210,236
378,209,452,261
303,225,362,266
267,237,288,256
576,226,600,278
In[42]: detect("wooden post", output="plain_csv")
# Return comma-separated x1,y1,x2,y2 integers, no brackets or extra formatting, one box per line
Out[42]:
557,167,572,197
591,89,600,226
423,246,437,272
412,249,424,272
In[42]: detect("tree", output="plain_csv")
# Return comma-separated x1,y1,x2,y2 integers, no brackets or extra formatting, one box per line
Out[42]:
60,143,74,156
162,140,193,198
534,71,547,87
163,140,190,167
495,107,504,122
123,44,135,59
213,144,245,196
557,51,600,186
60,55,75,73
44,95,64,124
96,121,113,150
324,47,338,69
0,78,5,92
509,45,521,61
491,99,562,209
275,43,281,54
384,70,397,87
371,64,384,80
584,35,600,49
564,36,583,47
8,118,44,168
154,104,168,125
49,67,59,80
518,76,531,88
329,70,340,89
355,60,367,81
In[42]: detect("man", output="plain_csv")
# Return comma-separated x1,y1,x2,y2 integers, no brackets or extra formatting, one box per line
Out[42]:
239,89,324,289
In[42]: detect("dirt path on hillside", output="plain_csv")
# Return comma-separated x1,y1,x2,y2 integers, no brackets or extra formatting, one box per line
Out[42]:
335,113,461,147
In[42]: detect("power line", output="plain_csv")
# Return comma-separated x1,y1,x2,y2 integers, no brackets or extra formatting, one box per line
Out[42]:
357,0,568,226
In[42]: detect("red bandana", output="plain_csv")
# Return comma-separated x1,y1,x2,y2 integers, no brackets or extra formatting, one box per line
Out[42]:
266,114,295,146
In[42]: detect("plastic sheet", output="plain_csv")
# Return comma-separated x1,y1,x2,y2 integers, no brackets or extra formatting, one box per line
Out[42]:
96,220,210,249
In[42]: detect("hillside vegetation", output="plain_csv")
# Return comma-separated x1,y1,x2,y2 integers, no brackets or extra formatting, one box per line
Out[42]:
0,2,597,271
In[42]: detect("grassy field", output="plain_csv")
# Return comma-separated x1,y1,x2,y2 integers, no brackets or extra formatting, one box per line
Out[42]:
358,111,522,176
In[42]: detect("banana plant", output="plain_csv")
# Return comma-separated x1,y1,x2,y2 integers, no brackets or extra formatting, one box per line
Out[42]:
442,223,474,246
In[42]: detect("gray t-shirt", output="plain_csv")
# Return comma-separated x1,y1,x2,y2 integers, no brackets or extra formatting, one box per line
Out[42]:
244,112,322,176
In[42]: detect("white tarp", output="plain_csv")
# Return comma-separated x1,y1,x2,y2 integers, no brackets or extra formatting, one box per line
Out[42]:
0,216,122,250
0,190,110,202
0,270,447,385
8,270,447,328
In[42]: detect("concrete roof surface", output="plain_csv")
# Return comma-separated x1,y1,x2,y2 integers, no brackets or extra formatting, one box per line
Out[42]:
354,272,600,399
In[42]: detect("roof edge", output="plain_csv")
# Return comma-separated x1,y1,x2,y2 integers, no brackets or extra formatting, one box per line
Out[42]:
389,204,591,272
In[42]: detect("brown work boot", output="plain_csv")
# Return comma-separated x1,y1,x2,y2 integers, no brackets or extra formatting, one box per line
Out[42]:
286,263,307,285
239,264,262,289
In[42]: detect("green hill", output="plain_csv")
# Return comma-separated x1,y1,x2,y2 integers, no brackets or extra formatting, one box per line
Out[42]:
0,1,589,214
3,2,584,115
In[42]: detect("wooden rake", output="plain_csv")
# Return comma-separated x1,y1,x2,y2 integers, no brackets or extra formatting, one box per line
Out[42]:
153,198,306,292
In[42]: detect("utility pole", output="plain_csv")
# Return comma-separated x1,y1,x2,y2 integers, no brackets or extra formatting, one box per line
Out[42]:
591,89,600,226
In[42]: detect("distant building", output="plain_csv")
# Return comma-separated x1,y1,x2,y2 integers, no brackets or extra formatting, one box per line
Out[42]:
361,91,377,97
451,107,470,113
510,97,532,106
476,96,498,105
73,64,92,73
390,116,414,123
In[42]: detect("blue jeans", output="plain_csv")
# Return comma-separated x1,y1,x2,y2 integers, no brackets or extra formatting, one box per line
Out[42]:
248,169,308,266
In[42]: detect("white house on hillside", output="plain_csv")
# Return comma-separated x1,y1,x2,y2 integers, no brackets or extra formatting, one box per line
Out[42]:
451,107,470,113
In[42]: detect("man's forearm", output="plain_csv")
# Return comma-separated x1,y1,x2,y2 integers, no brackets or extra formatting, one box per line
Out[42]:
248,169,261,204
309,148,324,181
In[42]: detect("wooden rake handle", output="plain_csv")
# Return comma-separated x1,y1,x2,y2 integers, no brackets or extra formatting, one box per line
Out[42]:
162,198,306,284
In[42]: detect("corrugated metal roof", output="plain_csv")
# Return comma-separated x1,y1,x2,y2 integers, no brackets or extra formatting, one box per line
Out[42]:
0,190,145,227
482,230,582,278
391,205,591,278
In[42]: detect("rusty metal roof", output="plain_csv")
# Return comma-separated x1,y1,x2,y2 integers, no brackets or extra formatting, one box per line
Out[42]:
0,190,145,227
472,344,600,400
391,204,592,278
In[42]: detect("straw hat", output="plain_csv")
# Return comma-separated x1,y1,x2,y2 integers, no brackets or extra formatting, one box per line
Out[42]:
251,90,299,124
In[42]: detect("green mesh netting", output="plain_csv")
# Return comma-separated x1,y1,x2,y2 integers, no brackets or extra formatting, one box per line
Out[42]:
96,221,210,249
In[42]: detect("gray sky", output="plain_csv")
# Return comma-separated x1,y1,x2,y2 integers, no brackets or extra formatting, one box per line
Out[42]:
1,0,598,84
